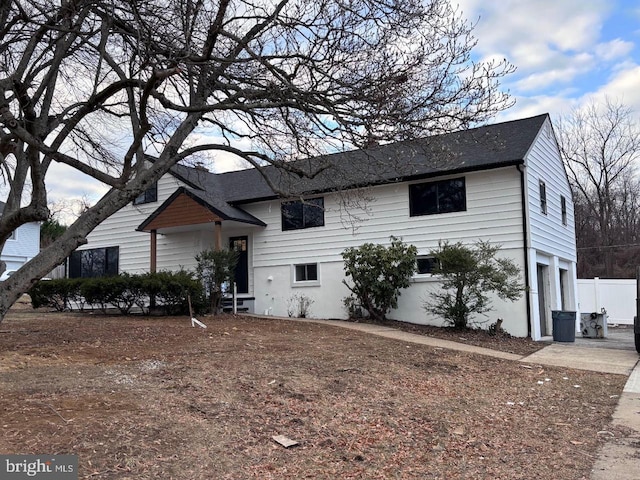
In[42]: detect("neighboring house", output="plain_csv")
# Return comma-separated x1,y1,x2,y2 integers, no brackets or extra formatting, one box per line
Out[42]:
0,201,41,274
71,114,577,340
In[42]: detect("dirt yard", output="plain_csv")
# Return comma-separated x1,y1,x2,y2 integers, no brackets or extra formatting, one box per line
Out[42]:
0,308,628,479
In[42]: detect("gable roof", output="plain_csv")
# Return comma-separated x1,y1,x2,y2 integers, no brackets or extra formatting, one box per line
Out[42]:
137,187,266,231
169,113,548,206
139,113,548,230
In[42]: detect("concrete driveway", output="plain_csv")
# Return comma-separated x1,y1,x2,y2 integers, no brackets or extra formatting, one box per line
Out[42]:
523,325,638,375
537,326,640,480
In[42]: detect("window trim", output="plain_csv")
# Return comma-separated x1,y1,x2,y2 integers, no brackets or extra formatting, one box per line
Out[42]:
291,262,321,287
560,195,567,226
539,180,547,215
281,197,325,231
409,177,466,217
415,255,440,276
133,182,158,205
69,246,119,278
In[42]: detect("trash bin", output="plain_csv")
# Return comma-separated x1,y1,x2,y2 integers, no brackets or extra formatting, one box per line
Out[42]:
552,311,576,342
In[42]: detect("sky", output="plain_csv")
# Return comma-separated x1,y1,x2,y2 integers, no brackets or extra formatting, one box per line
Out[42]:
31,0,640,217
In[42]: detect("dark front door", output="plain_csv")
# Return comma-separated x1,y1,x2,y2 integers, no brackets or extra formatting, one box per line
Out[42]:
230,236,249,294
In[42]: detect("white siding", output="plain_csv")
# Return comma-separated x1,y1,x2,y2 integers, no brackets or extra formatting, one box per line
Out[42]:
525,119,576,261
244,167,525,268
1,222,40,270
247,167,530,336
79,173,195,274
523,119,580,340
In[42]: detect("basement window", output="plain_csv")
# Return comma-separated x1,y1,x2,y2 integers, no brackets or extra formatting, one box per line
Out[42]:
292,263,320,286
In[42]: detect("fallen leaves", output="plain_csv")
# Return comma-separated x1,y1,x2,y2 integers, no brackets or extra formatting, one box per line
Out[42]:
0,311,628,480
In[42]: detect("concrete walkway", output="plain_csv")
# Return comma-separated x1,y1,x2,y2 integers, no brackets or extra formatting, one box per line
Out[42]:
273,316,640,479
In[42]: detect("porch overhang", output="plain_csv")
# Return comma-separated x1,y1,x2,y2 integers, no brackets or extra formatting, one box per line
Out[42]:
136,187,266,272
137,187,266,233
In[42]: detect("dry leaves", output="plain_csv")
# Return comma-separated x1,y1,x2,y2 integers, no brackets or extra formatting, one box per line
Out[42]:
0,310,626,479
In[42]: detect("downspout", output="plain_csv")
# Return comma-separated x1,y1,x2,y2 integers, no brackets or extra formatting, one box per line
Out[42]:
517,163,533,338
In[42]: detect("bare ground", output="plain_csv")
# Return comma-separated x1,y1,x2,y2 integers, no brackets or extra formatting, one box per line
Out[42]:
0,309,628,479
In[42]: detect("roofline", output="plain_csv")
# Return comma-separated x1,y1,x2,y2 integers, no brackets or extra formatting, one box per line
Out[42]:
137,187,266,231
230,158,525,205
143,155,205,190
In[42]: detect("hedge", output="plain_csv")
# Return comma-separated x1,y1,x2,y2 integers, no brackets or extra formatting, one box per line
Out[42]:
29,270,206,315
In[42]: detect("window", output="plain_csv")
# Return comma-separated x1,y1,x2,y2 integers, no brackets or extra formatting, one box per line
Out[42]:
8,230,16,240
539,181,547,215
69,247,119,278
294,263,318,282
561,196,567,225
416,256,439,275
409,178,466,216
282,197,324,231
133,183,158,205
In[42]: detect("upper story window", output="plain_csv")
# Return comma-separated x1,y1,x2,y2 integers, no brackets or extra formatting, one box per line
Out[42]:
69,247,119,278
8,230,16,240
409,178,466,216
133,183,158,205
539,180,547,215
561,195,567,225
281,197,324,231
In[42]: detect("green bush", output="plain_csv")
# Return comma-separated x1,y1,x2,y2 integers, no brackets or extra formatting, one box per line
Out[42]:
146,270,205,315
195,249,238,314
30,278,81,311
342,236,417,322
424,240,524,330
80,277,113,314
30,271,205,316
103,273,145,315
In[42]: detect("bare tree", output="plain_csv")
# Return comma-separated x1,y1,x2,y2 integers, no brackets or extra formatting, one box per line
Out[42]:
557,99,640,277
0,0,514,320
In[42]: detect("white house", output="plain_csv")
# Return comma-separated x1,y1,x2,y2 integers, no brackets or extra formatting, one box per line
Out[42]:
0,201,41,275
71,114,578,340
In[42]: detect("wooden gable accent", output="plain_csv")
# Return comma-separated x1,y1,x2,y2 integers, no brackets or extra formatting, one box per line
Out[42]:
143,192,222,230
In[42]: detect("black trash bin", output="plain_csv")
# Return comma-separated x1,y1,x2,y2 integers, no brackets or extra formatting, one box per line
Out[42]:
552,311,576,342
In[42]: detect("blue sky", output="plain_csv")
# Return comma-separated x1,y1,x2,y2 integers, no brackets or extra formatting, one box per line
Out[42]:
41,0,640,215
459,0,640,120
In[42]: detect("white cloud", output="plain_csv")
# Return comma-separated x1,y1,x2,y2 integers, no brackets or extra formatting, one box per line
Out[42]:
587,65,640,110
595,39,635,61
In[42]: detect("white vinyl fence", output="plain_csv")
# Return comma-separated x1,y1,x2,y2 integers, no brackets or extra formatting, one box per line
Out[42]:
577,278,636,325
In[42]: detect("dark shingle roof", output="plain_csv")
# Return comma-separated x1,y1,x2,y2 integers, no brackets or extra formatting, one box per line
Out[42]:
164,113,547,214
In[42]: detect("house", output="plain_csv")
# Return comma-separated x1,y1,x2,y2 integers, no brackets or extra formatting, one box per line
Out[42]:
0,201,41,277
70,114,578,340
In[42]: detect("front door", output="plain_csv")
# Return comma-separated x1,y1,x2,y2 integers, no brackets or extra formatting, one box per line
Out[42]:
230,236,249,294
